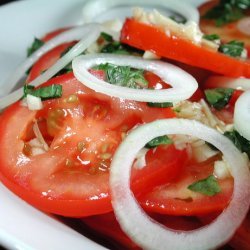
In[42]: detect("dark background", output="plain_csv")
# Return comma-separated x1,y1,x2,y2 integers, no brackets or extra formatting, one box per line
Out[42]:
0,0,16,6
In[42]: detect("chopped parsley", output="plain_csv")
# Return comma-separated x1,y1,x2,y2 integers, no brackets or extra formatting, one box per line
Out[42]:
27,38,45,57
100,32,113,42
218,40,245,57
204,88,234,110
203,0,250,26
94,63,148,89
147,102,173,108
145,135,172,148
224,130,250,158
24,84,62,100
188,175,221,196
203,34,220,41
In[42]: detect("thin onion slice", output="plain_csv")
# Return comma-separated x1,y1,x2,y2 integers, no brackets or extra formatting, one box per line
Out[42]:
82,0,199,24
110,118,250,250
204,75,250,90
0,24,100,110
234,90,250,141
72,54,198,102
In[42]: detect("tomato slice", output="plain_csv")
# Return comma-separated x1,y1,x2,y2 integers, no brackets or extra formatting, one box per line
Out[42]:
0,73,179,217
26,41,75,83
140,156,233,216
121,18,250,78
41,27,71,42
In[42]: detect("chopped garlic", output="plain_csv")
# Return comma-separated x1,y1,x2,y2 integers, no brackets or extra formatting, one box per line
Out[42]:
192,143,218,163
214,157,231,179
102,19,123,33
26,94,43,111
133,148,149,169
143,51,161,60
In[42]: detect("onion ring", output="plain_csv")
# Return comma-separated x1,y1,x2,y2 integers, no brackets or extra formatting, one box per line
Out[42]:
110,118,250,250
72,54,198,102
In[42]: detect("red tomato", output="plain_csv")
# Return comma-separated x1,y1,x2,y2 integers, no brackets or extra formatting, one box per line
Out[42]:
121,19,250,77
27,41,76,83
0,73,180,217
140,156,234,216
41,27,71,42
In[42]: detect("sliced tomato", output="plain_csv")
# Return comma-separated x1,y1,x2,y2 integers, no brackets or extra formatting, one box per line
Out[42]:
0,73,180,217
199,0,250,57
140,156,234,216
41,27,71,42
26,41,76,83
121,18,250,78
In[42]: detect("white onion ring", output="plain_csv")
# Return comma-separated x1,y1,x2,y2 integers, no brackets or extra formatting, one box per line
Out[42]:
204,76,250,90
0,24,100,110
82,0,199,23
234,90,250,141
110,119,250,250
72,54,198,102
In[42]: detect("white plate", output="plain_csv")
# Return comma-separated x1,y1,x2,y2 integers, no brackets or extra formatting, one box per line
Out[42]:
0,0,205,249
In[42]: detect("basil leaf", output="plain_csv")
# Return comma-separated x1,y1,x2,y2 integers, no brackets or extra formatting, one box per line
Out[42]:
145,135,172,148
94,63,148,89
224,130,250,158
27,38,44,57
205,88,234,110
202,0,246,26
169,15,187,24
203,34,220,41
188,175,221,196
147,102,173,108
100,32,113,42
101,41,143,55
24,84,62,100
219,40,245,57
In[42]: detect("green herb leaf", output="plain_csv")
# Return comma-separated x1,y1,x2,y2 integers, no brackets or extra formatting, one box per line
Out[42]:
205,88,234,110
203,34,220,41
188,175,221,196
27,38,45,57
145,135,172,148
203,0,247,26
24,84,62,100
147,102,173,108
224,130,250,158
219,40,245,57
94,63,148,89
100,32,114,42
169,15,187,24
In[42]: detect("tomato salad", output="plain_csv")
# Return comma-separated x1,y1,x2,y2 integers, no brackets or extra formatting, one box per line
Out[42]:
0,0,250,249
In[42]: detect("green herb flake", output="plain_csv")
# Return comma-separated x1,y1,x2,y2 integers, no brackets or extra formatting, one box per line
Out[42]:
94,63,148,89
169,15,187,24
224,130,250,158
205,88,234,110
202,0,248,26
147,102,173,108
27,38,45,57
24,84,62,100
145,135,172,148
188,175,221,196
100,32,113,42
203,34,220,41
218,40,245,57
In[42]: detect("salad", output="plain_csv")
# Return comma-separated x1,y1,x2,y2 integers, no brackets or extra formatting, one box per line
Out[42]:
0,0,250,249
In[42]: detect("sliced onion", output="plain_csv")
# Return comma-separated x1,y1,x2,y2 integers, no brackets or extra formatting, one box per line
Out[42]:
234,90,250,141
0,24,100,110
72,54,198,102
204,76,250,90
110,118,250,250
82,0,199,23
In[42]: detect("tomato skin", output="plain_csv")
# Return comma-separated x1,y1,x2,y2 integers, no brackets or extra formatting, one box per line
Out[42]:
27,41,75,82
41,27,71,42
121,19,250,78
